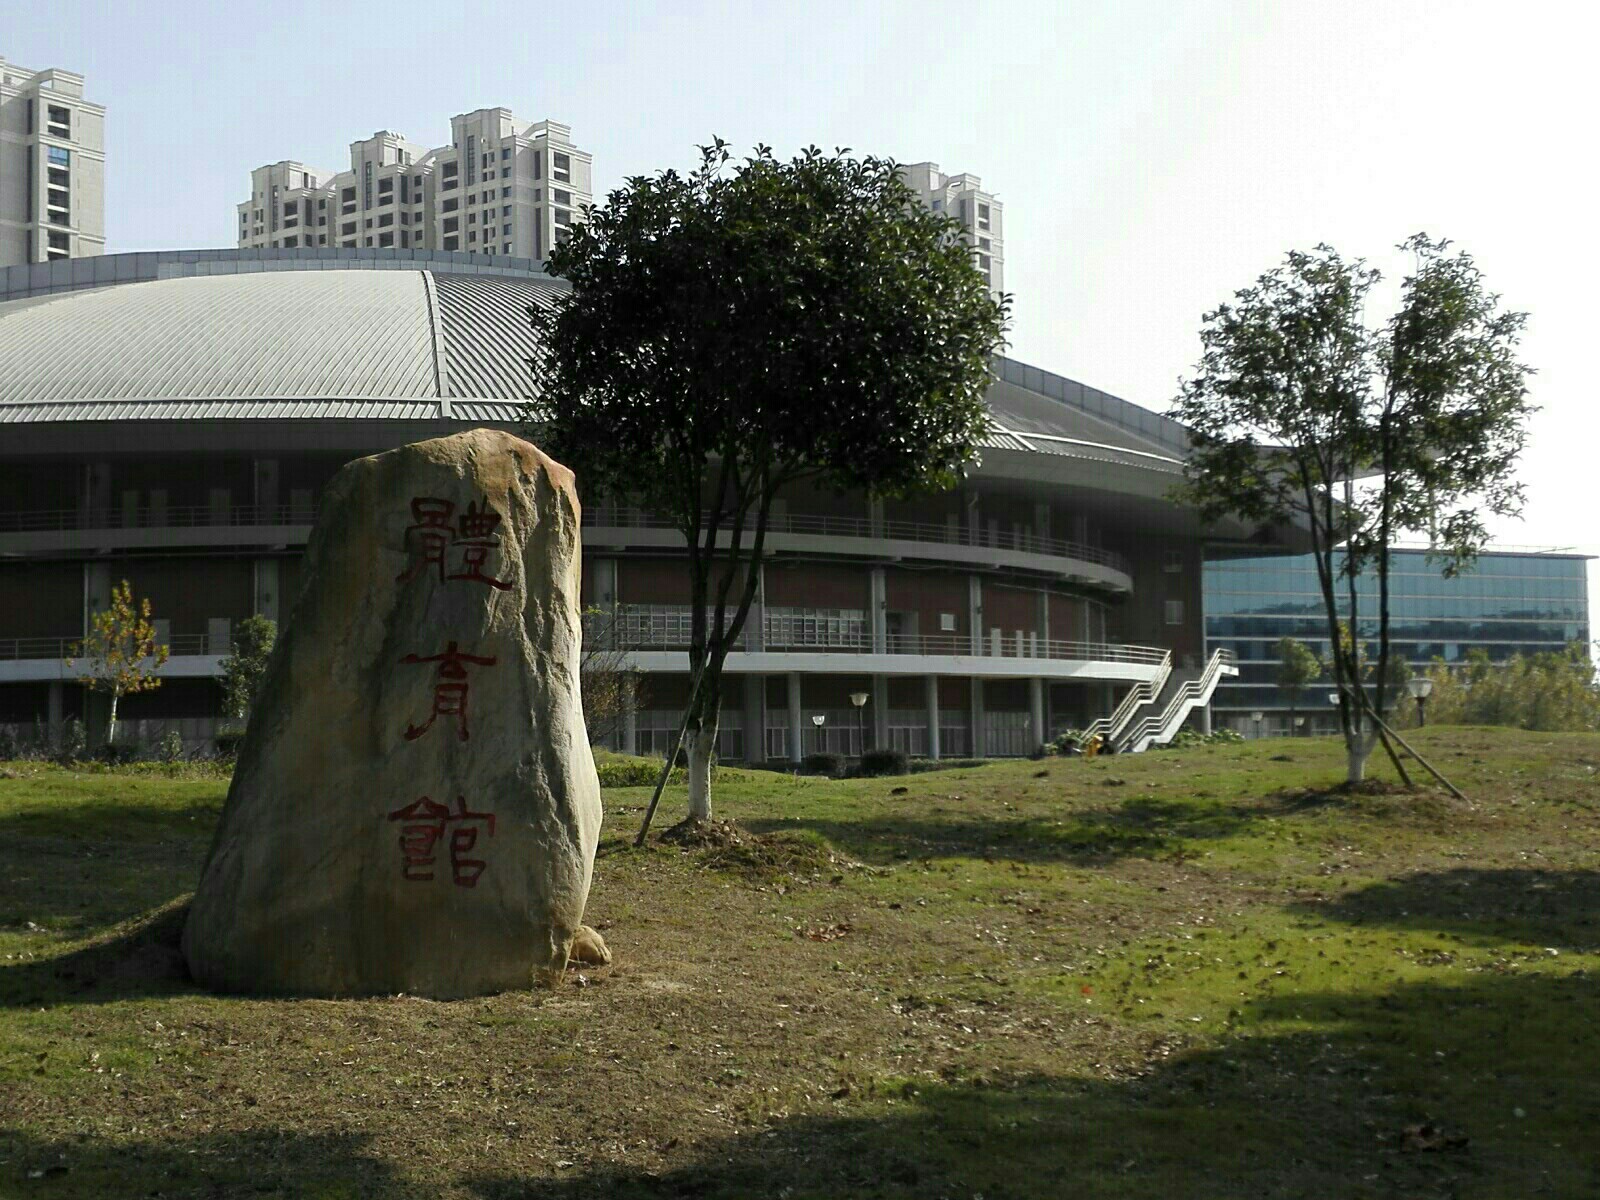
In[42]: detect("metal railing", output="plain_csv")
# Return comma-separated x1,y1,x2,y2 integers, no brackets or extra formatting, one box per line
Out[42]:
583,507,1131,575
0,634,215,661
1119,648,1237,753
0,503,316,533
587,605,1167,665
1074,653,1173,750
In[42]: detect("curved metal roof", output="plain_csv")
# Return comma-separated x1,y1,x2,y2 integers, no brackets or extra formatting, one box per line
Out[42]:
0,252,1184,473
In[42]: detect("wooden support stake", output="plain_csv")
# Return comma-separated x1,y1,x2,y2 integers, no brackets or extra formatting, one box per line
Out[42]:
1365,711,1469,803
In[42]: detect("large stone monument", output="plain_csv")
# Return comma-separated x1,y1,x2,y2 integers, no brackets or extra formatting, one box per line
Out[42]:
183,429,603,998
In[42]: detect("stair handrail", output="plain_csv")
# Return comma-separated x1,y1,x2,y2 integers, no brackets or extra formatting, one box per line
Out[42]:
1118,648,1236,753
1073,651,1171,750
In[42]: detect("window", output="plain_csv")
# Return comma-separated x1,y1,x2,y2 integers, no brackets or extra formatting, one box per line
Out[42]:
501,147,511,161
364,236,373,246
442,176,457,191
1164,550,1184,574
503,244,512,254
318,198,327,210
283,235,298,247
481,191,491,204
554,188,571,205
468,230,477,242
378,177,394,193
484,225,495,238
363,161,373,209
554,208,572,226
443,235,459,250
443,216,459,233
378,231,394,247
399,211,409,225
442,197,458,212
553,151,570,182
341,221,355,235
468,212,476,224
341,187,355,202
412,175,424,190
48,145,70,166
443,161,458,176
364,218,373,229
939,612,958,632
48,230,69,251
47,105,71,136
501,186,511,198
502,205,512,217
931,198,943,210
979,237,991,251
378,212,393,227
532,151,542,180
978,202,991,230
466,135,476,185
1164,600,1185,626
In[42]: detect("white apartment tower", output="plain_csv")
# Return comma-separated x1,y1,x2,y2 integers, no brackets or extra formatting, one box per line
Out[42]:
237,109,592,262
0,55,107,267
900,162,1003,299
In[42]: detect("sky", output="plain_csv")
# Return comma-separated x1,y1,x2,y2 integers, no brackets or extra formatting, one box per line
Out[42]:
7,0,1597,612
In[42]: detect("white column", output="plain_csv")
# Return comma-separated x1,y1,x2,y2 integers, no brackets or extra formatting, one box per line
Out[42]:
1037,590,1050,646
872,673,889,749
968,575,984,656
787,671,803,763
1029,677,1045,749
622,690,638,756
869,566,887,653
925,674,941,761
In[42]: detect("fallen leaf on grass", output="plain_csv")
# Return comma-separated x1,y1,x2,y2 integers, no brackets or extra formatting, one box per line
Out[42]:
798,923,852,942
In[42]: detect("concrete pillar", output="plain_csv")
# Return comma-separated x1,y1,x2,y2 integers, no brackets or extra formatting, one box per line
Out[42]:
47,681,64,737
1198,704,1213,736
965,488,981,545
971,677,986,758
1029,677,1045,749
1037,590,1050,647
83,562,112,635
743,674,765,764
622,688,638,756
869,566,887,654
253,559,281,623
872,673,889,749
746,563,765,652
253,457,280,517
926,674,941,761
787,671,803,763
968,575,984,655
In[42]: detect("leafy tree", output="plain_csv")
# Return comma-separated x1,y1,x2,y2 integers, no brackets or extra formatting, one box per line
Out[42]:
1274,636,1321,730
528,141,1006,825
579,605,639,749
1173,237,1533,783
218,614,277,722
68,579,170,747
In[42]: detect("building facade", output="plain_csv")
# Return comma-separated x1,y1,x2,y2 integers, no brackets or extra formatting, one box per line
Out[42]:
899,162,1003,299
0,250,1259,758
236,111,591,260
1204,549,1592,737
0,54,106,267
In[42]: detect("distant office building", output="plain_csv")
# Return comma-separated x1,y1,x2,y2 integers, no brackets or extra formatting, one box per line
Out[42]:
1204,549,1592,736
236,110,591,262
0,54,106,267
899,162,1004,298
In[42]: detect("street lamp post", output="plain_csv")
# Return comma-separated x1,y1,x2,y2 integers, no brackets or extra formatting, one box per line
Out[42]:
849,690,869,757
1406,675,1434,727
1250,710,1264,740
810,712,826,755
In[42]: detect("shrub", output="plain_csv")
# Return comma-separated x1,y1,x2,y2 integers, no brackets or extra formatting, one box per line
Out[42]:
802,752,844,777
0,725,19,761
214,727,247,759
157,729,186,763
907,757,988,774
98,737,146,765
857,748,909,778
56,717,87,764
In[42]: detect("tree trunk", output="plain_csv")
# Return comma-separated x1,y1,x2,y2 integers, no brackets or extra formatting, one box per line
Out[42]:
106,691,119,749
686,718,718,821
1345,727,1375,784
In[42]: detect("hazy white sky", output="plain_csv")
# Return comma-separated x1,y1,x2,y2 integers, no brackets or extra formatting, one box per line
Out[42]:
7,1,1596,601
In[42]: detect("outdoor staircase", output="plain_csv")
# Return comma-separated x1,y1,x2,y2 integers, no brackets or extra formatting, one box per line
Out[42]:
1074,648,1236,755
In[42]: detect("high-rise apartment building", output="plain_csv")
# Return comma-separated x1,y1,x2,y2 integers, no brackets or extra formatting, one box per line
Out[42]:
899,162,1003,298
0,54,106,267
237,110,591,262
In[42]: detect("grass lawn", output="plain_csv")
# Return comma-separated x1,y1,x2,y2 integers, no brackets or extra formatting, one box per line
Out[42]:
2,728,1598,1198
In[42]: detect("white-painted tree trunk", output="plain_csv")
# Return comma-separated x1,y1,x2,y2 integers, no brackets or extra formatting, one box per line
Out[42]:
107,692,120,750
1345,728,1376,784
686,720,718,821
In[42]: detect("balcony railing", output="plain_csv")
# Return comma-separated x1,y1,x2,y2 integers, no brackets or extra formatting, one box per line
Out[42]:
0,504,316,533
583,508,1131,575
587,605,1167,665
0,634,217,661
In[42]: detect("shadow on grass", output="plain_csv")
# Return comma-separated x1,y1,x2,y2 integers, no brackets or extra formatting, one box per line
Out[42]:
1300,868,1600,949
749,797,1251,865
0,897,194,1009
0,1127,399,1199
461,967,1600,1200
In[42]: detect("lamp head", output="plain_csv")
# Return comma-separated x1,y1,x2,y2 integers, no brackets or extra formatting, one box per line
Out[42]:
849,691,869,708
1406,676,1433,700
811,714,826,728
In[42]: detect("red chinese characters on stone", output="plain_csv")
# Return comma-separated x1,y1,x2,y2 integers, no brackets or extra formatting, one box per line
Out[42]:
400,641,497,742
385,795,497,885
396,497,512,590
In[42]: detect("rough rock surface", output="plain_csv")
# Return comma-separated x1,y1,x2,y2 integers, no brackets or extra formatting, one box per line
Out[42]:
183,429,602,998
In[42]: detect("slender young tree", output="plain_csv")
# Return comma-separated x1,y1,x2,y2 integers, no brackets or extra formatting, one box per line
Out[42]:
1174,237,1533,783
1274,636,1321,732
69,579,170,747
218,614,277,722
528,141,1006,826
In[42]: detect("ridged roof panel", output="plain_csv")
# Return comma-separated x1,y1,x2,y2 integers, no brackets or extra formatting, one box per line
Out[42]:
431,273,557,402
0,271,438,403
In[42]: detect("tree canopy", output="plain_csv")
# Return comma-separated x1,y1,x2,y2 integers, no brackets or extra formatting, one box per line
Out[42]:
528,140,1007,824
1173,237,1533,782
